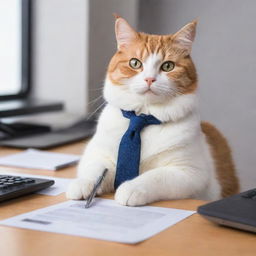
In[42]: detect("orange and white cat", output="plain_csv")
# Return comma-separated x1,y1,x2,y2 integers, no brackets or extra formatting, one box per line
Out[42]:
66,17,239,206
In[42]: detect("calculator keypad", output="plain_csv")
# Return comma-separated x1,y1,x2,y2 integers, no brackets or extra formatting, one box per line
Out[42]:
0,174,54,202
0,175,35,189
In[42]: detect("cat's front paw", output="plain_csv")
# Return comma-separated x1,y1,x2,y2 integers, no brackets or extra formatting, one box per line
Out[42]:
115,181,149,206
66,178,95,200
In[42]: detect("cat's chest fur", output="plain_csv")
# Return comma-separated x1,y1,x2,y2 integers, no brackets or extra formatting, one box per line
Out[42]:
95,104,201,166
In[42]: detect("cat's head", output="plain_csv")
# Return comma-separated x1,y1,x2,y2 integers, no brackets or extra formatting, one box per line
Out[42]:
104,16,198,112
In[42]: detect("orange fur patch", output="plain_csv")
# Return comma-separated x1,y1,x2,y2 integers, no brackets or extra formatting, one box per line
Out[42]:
201,122,240,197
107,32,197,94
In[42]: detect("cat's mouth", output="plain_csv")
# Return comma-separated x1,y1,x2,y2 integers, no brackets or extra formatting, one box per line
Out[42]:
138,87,158,96
133,84,162,97
146,90,158,95
139,88,158,96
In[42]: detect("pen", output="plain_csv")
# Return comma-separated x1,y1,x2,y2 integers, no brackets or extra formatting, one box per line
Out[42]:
85,168,108,208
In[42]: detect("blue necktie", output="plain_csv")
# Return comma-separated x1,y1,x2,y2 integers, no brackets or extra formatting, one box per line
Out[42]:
114,110,161,189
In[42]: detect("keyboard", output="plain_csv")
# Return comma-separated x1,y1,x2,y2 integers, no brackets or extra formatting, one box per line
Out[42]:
241,188,256,199
0,174,54,202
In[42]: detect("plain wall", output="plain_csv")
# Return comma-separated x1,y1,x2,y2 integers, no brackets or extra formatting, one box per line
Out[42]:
87,0,138,114
139,0,256,190
31,0,138,118
31,0,89,115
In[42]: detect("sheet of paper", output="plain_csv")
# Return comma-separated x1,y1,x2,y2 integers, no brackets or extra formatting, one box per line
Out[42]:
0,172,72,196
37,177,72,196
0,149,80,170
0,198,195,244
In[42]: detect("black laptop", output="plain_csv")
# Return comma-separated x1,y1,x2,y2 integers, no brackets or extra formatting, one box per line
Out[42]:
198,188,256,233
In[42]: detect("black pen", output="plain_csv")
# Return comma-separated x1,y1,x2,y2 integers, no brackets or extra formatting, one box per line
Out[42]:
85,168,108,208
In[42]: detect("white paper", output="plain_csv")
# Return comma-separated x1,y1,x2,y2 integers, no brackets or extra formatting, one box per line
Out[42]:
37,178,71,196
0,199,195,244
0,172,73,196
0,149,80,170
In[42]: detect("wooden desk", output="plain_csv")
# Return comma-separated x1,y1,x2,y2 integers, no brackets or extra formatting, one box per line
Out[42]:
0,142,255,256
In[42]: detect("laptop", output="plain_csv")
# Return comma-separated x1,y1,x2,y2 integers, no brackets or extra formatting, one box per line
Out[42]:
0,118,96,149
198,188,256,233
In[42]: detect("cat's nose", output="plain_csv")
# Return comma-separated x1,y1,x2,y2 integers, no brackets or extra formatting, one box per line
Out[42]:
144,77,156,86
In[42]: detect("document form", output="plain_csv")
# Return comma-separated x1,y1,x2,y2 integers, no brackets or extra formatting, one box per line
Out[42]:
0,198,195,244
0,149,80,170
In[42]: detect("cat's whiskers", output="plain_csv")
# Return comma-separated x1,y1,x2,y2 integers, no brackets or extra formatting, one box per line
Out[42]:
86,101,106,120
155,84,180,96
89,87,104,92
131,83,179,99
87,95,103,106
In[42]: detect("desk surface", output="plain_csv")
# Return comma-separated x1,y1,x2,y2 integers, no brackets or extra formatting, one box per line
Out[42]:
0,142,255,256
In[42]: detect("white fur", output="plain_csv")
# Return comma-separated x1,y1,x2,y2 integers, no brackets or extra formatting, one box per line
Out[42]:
66,53,221,206
124,53,178,104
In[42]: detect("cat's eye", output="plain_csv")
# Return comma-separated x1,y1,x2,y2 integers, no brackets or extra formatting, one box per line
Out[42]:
160,61,175,72
129,58,142,69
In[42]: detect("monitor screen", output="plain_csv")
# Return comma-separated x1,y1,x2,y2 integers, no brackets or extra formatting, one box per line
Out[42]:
0,0,29,98
0,0,63,119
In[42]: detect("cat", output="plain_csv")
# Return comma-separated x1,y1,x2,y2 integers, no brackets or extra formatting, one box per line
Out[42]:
66,16,239,206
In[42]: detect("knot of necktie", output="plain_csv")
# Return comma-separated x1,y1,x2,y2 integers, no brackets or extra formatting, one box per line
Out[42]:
121,110,161,133
128,115,148,132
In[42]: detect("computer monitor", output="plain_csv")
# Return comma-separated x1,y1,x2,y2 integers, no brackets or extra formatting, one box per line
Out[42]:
0,0,63,118
0,1,98,146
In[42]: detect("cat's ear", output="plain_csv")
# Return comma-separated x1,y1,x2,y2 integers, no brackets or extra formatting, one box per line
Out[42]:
114,15,138,49
173,20,197,53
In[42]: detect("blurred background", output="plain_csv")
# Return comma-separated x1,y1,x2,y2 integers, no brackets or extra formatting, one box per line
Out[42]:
0,0,256,191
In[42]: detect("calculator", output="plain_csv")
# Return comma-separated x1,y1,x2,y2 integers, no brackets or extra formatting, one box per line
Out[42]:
0,174,54,202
